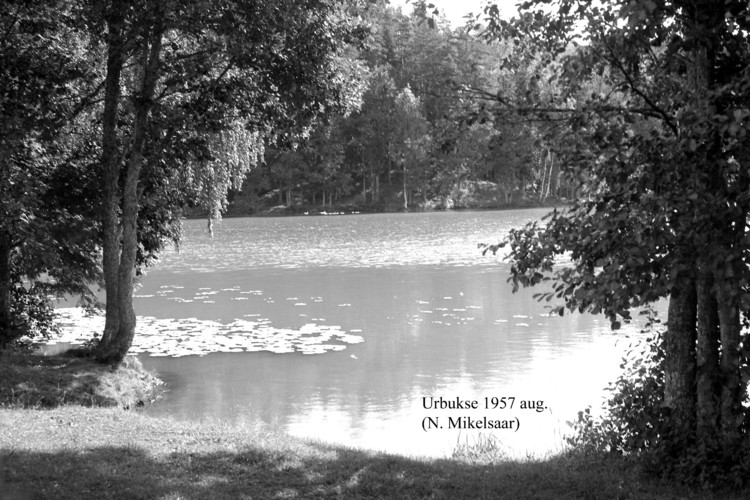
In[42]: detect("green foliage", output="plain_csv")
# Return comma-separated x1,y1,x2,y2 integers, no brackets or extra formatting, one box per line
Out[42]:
222,3,573,214
0,1,101,347
566,330,666,459
484,0,750,487
9,284,60,342
190,125,265,222
566,323,750,487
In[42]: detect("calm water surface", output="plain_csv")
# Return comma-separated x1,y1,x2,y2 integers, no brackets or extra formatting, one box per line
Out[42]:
55,209,652,458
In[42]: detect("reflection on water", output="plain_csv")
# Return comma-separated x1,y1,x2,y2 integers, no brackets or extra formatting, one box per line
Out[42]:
52,209,658,458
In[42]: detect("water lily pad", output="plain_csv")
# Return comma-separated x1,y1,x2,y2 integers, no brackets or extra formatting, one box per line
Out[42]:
49,308,365,358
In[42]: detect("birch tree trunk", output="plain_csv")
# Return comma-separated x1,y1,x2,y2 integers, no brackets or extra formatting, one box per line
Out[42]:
538,152,547,202
403,162,408,209
544,153,554,200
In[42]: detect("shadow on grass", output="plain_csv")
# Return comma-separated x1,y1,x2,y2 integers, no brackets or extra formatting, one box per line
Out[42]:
0,354,741,500
1,441,736,500
0,352,160,409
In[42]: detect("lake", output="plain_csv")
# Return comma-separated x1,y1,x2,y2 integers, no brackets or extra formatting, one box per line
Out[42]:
52,208,654,459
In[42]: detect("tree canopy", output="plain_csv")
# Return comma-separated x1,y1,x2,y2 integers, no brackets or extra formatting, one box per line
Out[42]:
0,0,102,347
0,0,371,356
89,0,372,363
477,0,750,482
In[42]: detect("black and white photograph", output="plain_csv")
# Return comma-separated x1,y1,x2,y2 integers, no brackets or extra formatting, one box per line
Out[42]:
1,0,749,498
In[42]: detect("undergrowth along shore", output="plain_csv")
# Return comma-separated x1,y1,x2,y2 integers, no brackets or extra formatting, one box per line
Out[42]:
0,351,746,499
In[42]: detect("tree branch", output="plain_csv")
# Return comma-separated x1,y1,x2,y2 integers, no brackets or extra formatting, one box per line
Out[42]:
597,30,680,136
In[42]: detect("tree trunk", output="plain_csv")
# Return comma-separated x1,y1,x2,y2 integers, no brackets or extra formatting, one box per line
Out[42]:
403,163,408,210
98,0,126,351
695,265,720,443
97,15,164,364
103,136,144,363
544,154,554,200
716,278,742,448
552,170,561,198
713,203,746,449
664,273,697,434
538,152,547,202
0,233,12,348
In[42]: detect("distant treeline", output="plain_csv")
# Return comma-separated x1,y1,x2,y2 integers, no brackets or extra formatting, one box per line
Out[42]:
215,3,574,216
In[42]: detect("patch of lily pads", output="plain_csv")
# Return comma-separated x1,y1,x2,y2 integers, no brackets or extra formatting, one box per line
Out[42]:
50,307,364,357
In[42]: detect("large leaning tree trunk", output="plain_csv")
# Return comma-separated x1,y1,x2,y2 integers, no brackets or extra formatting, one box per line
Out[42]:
96,7,164,364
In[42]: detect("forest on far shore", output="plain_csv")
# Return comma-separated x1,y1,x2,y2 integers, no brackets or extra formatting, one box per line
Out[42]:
212,2,572,217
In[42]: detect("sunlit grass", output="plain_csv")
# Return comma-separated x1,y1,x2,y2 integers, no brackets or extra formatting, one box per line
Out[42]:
451,433,510,465
2,407,745,499
1,351,747,499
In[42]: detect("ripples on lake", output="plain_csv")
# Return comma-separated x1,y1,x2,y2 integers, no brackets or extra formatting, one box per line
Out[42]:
156,210,538,271
50,208,658,459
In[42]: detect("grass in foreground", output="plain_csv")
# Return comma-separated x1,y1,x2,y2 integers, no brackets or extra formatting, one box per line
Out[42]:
0,352,746,499
3,407,745,500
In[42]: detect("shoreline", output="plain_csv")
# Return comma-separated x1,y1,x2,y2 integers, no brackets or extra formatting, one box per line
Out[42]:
191,203,565,220
0,405,735,499
184,189,570,220
1,350,745,498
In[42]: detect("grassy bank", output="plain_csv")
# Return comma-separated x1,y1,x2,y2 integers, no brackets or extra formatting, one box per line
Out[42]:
0,353,744,499
0,351,161,409
2,407,741,500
